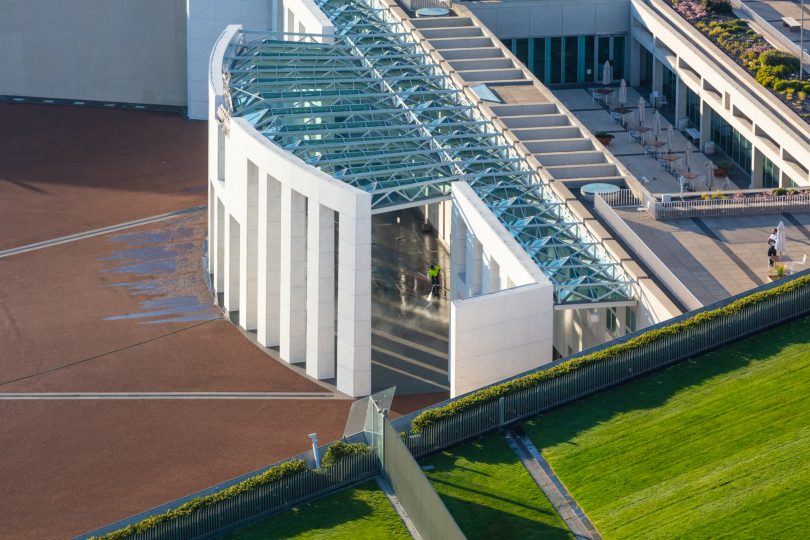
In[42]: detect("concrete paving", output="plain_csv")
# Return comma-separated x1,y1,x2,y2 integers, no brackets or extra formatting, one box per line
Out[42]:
371,210,450,395
554,87,745,194
615,209,810,305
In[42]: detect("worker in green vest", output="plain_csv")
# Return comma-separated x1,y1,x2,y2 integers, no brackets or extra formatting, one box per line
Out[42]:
428,264,441,297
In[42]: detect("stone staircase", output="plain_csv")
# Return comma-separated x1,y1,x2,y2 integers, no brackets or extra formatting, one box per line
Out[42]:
412,16,625,187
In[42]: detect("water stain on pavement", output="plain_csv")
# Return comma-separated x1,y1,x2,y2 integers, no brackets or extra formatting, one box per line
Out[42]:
99,215,221,325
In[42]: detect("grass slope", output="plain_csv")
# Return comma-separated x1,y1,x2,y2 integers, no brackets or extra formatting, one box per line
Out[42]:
421,432,574,539
525,316,810,539
222,481,410,539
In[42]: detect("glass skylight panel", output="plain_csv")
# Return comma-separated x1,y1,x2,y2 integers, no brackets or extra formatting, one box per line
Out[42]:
223,0,634,304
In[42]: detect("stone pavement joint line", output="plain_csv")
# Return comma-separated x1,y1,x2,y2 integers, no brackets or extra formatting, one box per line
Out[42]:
0,205,207,259
691,218,765,286
505,431,601,540
0,392,340,400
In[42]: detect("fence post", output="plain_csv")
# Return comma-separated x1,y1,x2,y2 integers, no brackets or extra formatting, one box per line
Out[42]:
498,397,505,427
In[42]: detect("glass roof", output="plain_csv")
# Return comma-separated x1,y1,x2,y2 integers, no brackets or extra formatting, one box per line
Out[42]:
221,0,635,304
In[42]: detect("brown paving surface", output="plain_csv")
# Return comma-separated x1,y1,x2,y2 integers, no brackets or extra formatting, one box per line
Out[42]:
0,214,324,393
0,399,351,540
390,391,448,418
0,103,207,250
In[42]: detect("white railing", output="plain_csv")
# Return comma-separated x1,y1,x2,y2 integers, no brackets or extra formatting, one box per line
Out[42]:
594,193,704,311
600,188,641,208
652,192,810,220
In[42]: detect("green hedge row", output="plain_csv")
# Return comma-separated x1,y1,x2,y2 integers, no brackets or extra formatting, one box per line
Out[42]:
321,441,371,468
94,459,308,540
410,274,810,433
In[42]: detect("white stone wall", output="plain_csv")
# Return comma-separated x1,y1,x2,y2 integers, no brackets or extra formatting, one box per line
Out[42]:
0,0,187,106
449,182,554,397
208,27,372,396
467,0,630,39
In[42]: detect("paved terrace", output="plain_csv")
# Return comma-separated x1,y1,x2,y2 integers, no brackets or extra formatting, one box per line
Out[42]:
615,209,810,304
553,87,749,194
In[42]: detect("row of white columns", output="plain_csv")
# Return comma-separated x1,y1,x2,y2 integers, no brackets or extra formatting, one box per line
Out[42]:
208,169,372,397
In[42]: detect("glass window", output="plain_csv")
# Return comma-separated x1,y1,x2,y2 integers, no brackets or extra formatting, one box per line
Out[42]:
515,38,529,68
533,38,546,83
585,35,595,82
606,307,618,337
763,156,780,188
598,36,610,68
662,67,676,110
549,37,562,84
686,87,700,128
625,308,637,334
564,36,578,83
709,105,752,177
613,35,625,79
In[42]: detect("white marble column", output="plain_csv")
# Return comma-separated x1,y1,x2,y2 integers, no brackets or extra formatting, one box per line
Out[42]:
258,174,282,347
207,182,215,275
224,214,240,312
280,184,307,363
336,197,372,397
215,197,225,292
306,200,336,379
240,162,259,330
699,96,712,153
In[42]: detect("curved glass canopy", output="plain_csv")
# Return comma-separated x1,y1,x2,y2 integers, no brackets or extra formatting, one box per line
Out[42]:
223,0,635,304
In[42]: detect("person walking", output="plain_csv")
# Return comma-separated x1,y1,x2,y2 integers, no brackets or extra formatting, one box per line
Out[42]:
428,264,442,297
768,228,778,267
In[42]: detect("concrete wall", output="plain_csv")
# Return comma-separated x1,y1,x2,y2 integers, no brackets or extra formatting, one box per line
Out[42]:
466,0,630,38
0,0,187,106
187,0,279,119
282,0,335,39
449,182,554,397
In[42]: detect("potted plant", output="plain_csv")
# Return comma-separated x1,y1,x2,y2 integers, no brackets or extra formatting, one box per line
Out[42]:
595,131,615,146
714,159,733,176
769,263,788,281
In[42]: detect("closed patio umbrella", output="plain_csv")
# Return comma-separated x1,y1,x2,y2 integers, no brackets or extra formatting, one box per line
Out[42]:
705,160,715,191
776,220,786,255
685,143,694,172
652,111,662,142
637,97,646,126
667,125,675,152
602,61,612,86
619,79,627,106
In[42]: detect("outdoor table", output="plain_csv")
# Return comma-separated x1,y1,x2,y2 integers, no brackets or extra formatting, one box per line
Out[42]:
681,171,700,180
646,140,666,156
659,153,680,172
592,88,614,106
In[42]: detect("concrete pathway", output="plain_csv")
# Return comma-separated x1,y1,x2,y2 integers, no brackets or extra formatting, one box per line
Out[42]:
505,431,601,540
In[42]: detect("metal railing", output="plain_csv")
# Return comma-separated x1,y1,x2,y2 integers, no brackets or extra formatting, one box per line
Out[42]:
599,188,642,208
393,269,810,454
77,441,378,540
651,191,810,220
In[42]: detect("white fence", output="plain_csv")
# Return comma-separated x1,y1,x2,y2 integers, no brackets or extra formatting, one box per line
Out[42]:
594,192,703,311
651,192,810,220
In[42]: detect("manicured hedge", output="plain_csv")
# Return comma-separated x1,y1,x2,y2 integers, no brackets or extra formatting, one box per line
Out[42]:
410,275,810,432
321,441,371,468
93,459,308,540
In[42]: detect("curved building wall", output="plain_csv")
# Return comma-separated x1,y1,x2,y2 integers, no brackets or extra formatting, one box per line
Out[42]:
208,26,372,397
0,0,188,106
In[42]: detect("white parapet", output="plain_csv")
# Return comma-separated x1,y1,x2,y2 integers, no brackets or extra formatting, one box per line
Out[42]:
449,182,554,398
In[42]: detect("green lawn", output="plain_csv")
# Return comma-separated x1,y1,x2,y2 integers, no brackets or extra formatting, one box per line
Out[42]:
222,481,410,539
525,315,810,539
420,432,574,539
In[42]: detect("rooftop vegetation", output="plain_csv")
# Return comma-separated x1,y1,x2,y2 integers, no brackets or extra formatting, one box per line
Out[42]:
671,0,810,122
524,315,810,537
